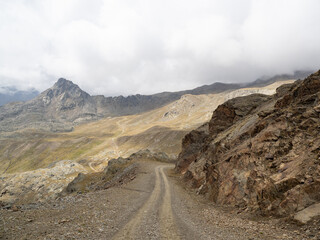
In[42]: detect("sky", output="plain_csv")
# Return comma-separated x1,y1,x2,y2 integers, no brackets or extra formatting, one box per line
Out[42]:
0,0,319,96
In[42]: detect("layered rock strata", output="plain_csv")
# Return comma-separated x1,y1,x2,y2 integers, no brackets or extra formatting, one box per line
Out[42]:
176,71,320,218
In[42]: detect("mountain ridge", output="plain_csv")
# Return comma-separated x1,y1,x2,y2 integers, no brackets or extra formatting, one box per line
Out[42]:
0,79,295,175
0,71,312,133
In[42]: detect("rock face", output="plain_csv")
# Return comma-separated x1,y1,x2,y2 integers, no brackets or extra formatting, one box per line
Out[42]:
176,70,320,218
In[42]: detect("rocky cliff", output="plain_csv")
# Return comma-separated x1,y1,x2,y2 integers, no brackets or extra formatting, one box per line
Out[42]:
176,70,320,219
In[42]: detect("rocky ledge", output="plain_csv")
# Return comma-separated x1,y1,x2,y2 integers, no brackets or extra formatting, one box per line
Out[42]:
175,70,320,222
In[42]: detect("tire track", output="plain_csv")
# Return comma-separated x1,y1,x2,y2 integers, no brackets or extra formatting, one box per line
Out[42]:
159,166,181,239
112,166,162,239
112,165,180,239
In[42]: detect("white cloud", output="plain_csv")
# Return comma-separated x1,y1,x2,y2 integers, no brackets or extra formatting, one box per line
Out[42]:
0,0,319,96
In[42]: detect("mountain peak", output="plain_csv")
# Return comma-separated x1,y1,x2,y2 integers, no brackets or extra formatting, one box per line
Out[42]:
49,78,89,97
54,78,77,89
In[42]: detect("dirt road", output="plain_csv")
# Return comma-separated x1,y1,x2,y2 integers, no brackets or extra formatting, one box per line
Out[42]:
113,165,180,239
0,161,308,240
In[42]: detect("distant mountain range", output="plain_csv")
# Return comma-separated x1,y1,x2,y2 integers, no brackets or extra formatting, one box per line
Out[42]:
0,70,313,133
0,87,39,106
0,70,312,107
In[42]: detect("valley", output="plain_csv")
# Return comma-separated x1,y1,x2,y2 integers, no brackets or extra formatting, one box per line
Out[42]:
1,1,319,239
1,73,319,240
0,80,294,206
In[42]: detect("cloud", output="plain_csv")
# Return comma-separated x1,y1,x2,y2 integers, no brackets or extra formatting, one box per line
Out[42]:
0,0,319,96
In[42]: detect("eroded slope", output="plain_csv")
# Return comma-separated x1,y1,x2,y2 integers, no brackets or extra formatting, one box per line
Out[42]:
176,71,320,219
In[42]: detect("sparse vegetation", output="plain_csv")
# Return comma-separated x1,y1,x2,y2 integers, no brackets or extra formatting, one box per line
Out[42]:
0,81,294,174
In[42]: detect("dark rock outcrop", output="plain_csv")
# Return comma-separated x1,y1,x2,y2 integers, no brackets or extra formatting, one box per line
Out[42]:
62,149,171,194
176,70,320,218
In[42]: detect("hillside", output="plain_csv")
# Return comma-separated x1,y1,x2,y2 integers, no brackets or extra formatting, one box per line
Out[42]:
0,80,296,210
175,70,320,221
0,71,311,133
0,80,294,175
1,74,318,239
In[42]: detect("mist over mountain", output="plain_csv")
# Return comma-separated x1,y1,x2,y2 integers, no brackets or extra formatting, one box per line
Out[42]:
1,1,320,97
0,87,39,106
1,1,320,238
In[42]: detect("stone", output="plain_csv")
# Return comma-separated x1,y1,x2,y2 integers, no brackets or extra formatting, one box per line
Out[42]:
11,205,18,212
294,203,320,224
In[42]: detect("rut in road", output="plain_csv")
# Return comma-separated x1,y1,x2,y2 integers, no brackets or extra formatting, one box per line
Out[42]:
112,165,180,240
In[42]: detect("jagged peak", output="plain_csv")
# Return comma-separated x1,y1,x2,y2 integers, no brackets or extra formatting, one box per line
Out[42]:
54,78,78,89
50,78,89,95
40,78,90,100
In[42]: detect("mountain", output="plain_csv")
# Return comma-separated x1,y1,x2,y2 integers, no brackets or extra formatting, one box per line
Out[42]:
0,80,294,205
0,71,318,238
0,87,39,106
246,70,313,87
175,70,320,219
0,79,294,173
0,79,97,132
0,71,311,133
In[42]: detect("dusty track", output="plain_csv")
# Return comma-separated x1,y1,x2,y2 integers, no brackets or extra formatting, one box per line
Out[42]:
0,161,308,240
113,165,180,239
111,163,302,240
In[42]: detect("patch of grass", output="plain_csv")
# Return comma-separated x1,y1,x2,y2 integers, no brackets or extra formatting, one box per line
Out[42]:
4,138,104,173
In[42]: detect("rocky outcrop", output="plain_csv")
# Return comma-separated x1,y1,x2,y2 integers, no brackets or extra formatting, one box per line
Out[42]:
176,70,320,219
0,160,88,206
175,123,210,175
63,162,138,194
62,149,171,194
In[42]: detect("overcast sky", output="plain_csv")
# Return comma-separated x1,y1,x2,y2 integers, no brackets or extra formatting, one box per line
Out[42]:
0,0,319,96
